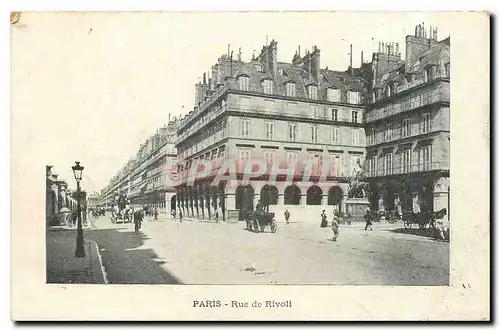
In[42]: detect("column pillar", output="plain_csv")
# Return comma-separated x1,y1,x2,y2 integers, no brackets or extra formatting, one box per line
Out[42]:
165,191,175,217
226,193,236,210
189,187,194,217
219,186,225,222
277,193,285,206
211,187,218,221
199,185,205,219
205,184,212,220
183,189,188,215
193,185,199,219
177,190,182,214
321,194,328,206
300,194,307,206
225,192,236,221
433,177,450,212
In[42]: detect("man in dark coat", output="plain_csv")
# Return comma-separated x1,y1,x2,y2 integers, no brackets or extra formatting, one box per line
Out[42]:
364,209,373,231
134,208,144,233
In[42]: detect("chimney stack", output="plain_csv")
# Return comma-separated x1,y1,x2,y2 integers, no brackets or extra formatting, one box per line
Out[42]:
405,23,440,69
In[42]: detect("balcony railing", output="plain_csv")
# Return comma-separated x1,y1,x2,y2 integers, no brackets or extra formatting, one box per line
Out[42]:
366,127,445,147
175,156,353,186
365,86,449,123
176,104,227,144
179,85,230,131
363,161,449,178
177,105,362,147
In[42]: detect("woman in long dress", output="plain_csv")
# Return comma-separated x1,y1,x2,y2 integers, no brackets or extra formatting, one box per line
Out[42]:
320,210,328,228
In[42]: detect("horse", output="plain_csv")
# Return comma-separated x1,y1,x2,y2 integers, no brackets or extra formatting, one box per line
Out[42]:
431,208,449,240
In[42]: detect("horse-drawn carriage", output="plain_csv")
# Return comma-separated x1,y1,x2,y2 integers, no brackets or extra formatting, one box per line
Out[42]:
244,209,277,233
401,208,448,231
367,210,400,224
110,195,132,224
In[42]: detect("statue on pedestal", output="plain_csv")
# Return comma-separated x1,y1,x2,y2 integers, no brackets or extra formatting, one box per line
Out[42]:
348,158,368,198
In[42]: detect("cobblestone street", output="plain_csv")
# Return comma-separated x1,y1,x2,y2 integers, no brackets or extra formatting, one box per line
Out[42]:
84,214,449,285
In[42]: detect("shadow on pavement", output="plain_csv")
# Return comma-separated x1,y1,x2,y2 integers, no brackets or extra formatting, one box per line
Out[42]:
85,227,183,284
387,227,439,240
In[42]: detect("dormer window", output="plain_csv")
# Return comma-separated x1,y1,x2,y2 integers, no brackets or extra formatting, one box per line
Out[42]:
424,66,435,83
262,79,273,94
308,85,318,100
386,85,392,98
347,90,360,105
254,64,264,72
238,75,250,91
327,88,341,102
286,82,296,97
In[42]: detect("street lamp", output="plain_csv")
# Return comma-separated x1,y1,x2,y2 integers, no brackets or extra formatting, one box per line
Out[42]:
72,161,85,257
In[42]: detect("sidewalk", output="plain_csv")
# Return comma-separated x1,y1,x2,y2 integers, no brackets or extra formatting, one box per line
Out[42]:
46,230,107,284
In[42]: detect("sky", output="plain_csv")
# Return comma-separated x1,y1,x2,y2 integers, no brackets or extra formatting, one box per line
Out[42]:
11,12,453,193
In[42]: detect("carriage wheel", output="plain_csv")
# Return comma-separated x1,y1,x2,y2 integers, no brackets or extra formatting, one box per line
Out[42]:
270,220,277,233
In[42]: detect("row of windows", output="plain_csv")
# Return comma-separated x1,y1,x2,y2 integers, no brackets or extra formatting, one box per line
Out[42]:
373,63,450,102
178,146,227,172
365,145,432,176
240,118,363,146
240,97,361,123
238,76,361,104
237,148,362,177
368,113,432,145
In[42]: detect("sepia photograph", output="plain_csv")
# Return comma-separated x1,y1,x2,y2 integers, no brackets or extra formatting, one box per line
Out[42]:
11,10,489,321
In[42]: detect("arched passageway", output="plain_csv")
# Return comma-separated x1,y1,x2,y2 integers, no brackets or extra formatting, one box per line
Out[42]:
260,185,279,207
306,185,322,205
235,185,255,220
284,185,301,205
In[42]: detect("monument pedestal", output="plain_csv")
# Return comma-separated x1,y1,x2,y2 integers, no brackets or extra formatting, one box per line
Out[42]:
344,198,370,223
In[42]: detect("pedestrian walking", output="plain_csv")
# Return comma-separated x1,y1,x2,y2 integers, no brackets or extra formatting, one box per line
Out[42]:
320,210,328,228
133,208,144,233
284,209,290,225
332,211,340,241
179,209,183,223
364,209,373,231
154,208,158,220
171,209,176,221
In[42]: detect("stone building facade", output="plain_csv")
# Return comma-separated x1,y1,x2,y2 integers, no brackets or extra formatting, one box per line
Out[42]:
45,165,77,226
174,40,370,222
363,24,450,216
99,120,179,215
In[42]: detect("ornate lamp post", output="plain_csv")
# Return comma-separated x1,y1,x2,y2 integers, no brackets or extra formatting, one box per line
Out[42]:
72,161,85,257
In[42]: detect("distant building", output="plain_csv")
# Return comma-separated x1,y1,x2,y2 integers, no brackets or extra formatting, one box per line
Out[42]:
363,24,450,215
99,119,179,214
87,192,100,210
174,40,370,222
